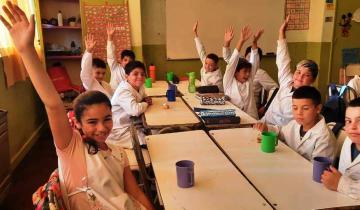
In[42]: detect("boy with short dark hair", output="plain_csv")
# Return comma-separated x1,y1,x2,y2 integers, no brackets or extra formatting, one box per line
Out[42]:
254,86,336,161
81,34,113,99
107,23,136,91
322,98,360,199
193,21,223,92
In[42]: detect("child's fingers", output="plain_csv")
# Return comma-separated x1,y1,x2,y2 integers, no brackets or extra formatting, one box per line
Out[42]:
2,5,16,24
6,1,21,22
0,15,12,30
14,4,28,23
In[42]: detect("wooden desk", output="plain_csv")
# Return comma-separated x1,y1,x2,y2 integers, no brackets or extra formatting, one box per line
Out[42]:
144,80,169,97
182,94,257,128
209,128,360,210
176,80,201,96
143,97,201,129
146,130,272,210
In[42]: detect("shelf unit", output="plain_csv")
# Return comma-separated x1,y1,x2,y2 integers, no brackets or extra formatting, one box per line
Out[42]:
37,0,83,85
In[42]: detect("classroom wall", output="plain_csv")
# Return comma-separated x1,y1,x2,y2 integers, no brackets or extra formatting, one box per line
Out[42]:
140,0,335,100
330,0,360,83
0,58,46,170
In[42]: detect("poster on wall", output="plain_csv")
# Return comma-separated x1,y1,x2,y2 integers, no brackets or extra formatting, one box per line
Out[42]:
83,1,131,61
285,0,310,30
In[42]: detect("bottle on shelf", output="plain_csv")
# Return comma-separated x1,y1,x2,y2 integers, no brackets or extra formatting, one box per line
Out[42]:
57,10,63,27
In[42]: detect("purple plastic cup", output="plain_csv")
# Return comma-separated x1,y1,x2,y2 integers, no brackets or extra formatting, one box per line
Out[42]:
313,156,332,183
176,160,194,188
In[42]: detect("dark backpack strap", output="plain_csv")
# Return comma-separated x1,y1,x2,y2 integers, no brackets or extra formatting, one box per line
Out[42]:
264,88,279,111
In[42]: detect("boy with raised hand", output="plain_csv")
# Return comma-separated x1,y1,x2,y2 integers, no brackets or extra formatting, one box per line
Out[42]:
322,98,360,199
254,86,336,161
193,21,223,92
107,23,136,91
81,34,113,99
261,16,319,126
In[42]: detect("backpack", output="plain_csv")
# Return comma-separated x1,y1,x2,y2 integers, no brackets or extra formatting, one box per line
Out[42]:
321,84,347,124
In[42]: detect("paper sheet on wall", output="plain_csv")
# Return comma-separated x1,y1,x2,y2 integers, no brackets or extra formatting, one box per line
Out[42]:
83,1,131,61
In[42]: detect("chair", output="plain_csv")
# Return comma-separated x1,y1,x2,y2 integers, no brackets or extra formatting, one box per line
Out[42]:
327,84,358,104
129,117,155,201
339,64,360,84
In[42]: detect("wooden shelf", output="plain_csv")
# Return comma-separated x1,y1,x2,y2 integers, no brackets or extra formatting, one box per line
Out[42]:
42,24,81,30
46,55,82,60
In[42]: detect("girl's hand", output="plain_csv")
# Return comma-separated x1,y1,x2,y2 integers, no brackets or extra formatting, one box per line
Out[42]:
253,122,268,133
85,34,96,53
0,1,35,53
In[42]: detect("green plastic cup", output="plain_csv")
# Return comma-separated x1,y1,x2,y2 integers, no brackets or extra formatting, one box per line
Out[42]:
145,78,152,88
261,131,278,153
166,72,174,82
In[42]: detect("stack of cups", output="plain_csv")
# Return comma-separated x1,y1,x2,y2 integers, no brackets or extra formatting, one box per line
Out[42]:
149,64,156,83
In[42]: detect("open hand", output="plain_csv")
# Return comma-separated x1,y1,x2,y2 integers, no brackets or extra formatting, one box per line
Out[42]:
224,26,234,47
107,22,115,40
253,29,264,43
0,1,35,53
240,25,252,43
85,34,96,53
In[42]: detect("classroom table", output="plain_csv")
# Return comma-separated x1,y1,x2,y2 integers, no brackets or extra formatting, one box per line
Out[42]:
209,128,360,210
181,94,257,128
142,97,201,130
144,80,169,97
176,79,201,96
145,130,272,210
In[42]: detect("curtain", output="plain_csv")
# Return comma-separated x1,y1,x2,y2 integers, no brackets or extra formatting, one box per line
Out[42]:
0,0,41,87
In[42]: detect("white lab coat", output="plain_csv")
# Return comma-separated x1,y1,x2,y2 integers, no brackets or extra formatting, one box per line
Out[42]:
338,137,360,199
223,48,259,119
270,115,336,161
194,37,223,91
261,39,294,126
347,75,360,97
107,41,127,91
80,51,113,99
107,81,148,149
223,47,278,107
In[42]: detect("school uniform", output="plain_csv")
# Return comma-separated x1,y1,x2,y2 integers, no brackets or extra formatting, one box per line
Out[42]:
347,75,360,96
107,40,127,91
270,115,336,161
194,37,223,91
337,137,360,199
80,51,113,99
261,39,294,126
106,81,148,149
222,47,278,107
57,129,146,210
223,48,259,119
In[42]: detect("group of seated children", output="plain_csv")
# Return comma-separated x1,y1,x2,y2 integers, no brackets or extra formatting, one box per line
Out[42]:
1,1,360,209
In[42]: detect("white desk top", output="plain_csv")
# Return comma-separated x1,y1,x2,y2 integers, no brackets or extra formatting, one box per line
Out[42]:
146,130,272,210
181,94,257,127
144,80,169,96
209,128,360,210
143,97,201,129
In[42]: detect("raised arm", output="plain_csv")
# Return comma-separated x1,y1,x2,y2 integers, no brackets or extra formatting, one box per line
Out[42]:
276,15,293,86
248,29,264,80
193,21,207,63
223,26,234,64
0,1,72,149
106,22,121,71
223,26,252,92
80,34,97,89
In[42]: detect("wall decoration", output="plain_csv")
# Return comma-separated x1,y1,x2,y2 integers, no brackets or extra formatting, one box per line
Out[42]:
83,1,131,61
339,12,352,37
285,0,310,30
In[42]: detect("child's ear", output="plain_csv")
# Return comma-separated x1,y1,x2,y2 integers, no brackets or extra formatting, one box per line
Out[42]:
316,104,322,114
75,119,82,129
